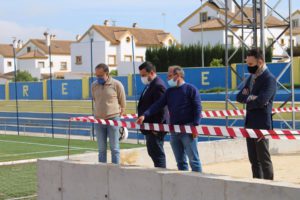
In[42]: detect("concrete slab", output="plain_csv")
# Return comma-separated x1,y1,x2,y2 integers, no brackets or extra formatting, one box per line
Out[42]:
108,165,164,200
161,171,226,200
61,161,109,200
223,177,300,200
37,160,62,200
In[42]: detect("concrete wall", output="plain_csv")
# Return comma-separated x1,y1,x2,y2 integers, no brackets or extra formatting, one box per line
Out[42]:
38,159,300,200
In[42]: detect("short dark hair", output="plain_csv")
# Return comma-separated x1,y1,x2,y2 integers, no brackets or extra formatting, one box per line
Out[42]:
138,61,156,73
247,48,265,61
95,63,109,73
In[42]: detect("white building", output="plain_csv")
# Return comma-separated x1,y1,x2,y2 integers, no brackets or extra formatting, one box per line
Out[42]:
69,22,176,77
0,44,16,75
290,10,300,46
16,39,73,79
178,0,293,58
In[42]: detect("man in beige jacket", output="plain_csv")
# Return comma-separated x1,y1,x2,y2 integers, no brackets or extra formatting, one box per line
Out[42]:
91,63,126,164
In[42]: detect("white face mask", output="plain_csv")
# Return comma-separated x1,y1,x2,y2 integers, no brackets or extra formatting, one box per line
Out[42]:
167,78,177,87
141,76,150,85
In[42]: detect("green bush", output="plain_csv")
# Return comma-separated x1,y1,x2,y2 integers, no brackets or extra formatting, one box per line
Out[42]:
210,58,223,67
146,44,273,72
109,70,118,76
12,70,38,82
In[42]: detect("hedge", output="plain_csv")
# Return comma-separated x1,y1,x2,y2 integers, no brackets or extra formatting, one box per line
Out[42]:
146,44,273,72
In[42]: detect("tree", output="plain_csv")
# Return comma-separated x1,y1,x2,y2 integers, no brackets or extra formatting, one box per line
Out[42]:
12,70,38,82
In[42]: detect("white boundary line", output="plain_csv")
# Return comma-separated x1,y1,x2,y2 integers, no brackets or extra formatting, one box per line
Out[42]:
0,139,97,151
0,149,90,158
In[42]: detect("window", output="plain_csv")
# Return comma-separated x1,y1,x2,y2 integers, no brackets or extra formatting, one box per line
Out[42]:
126,37,131,43
199,12,208,23
124,55,132,62
7,61,12,67
76,56,82,65
38,61,45,68
292,19,299,28
227,35,234,47
281,38,285,46
289,39,296,47
108,55,117,66
27,47,31,53
60,62,67,70
168,39,173,46
136,56,144,62
267,38,274,47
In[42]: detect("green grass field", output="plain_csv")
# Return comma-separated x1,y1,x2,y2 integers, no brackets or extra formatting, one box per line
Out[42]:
0,134,143,162
0,134,144,199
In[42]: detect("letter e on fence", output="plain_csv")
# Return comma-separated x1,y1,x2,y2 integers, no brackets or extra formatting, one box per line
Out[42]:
201,72,210,86
62,83,68,95
23,85,29,97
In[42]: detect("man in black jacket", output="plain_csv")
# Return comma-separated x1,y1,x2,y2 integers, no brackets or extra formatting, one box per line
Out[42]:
236,48,277,180
138,61,168,168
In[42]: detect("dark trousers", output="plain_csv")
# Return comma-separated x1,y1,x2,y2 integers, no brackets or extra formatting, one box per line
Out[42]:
145,132,166,168
246,138,274,180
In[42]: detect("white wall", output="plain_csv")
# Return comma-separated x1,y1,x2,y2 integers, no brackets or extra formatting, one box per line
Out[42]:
71,40,106,74
50,55,71,72
180,6,219,45
0,56,15,74
0,56,4,74
117,61,143,76
18,59,41,79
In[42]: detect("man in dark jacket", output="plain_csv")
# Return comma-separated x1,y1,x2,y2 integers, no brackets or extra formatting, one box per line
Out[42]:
137,61,168,168
236,48,277,180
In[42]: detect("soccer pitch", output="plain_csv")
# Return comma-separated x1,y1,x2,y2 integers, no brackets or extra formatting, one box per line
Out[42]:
0,134,144,199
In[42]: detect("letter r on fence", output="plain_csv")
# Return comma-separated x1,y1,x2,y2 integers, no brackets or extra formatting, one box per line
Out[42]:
23,85,29,97
201,72,210,86
62,83,68,95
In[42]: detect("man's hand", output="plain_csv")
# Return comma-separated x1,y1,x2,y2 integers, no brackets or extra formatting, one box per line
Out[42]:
120,108,125,116
242,88,250,95
136,116,145,124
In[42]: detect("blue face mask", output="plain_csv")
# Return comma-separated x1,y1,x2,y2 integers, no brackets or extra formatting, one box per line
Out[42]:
97,77,106,85
168,79,177,88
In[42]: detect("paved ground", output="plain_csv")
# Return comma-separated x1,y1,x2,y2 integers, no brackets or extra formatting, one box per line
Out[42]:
68,145,300,185
203,153,300,185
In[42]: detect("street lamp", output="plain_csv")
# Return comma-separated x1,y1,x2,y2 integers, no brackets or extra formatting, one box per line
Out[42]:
12,38,22,135
200,0,205,67
88,30,95,140
44,31,55,138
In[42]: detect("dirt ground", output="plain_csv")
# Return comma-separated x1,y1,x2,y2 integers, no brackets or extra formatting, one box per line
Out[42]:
203,153,300,185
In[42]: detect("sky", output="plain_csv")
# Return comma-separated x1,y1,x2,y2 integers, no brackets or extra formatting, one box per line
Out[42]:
0,0,299,44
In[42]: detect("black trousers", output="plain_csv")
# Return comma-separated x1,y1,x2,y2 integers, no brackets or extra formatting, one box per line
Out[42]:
145,132,166,168
246,138,274,180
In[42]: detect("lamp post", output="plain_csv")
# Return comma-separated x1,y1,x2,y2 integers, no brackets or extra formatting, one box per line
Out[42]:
12,38,21,135
200,0,205,67
44,31,55,138
88,31,95,140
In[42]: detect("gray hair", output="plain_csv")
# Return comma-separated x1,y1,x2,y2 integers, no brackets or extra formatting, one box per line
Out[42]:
169,65,185,78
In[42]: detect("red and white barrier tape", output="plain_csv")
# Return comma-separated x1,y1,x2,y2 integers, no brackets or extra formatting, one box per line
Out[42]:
121,106,300,119
69,116,300,140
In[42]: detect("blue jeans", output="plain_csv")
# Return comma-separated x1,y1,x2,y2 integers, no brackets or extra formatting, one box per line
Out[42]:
95,117,120,164
170,133,202,172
